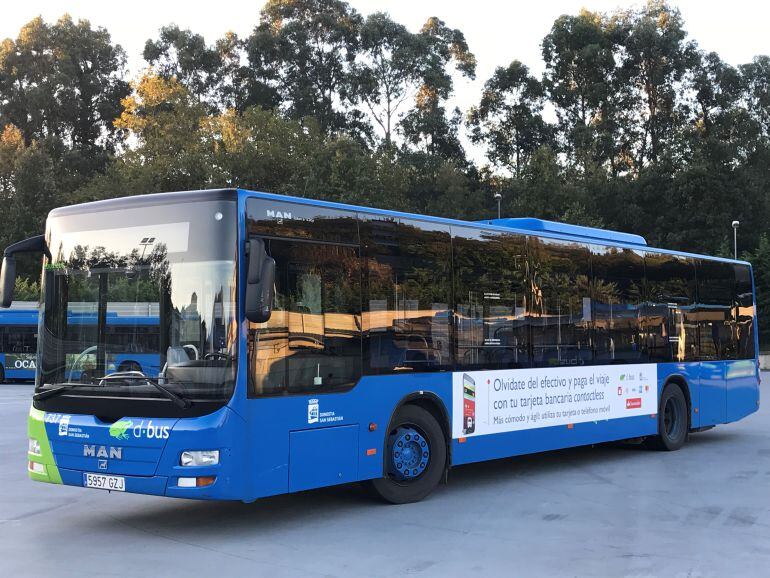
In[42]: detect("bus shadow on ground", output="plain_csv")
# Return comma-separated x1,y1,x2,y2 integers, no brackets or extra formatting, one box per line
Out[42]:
93,427,741,536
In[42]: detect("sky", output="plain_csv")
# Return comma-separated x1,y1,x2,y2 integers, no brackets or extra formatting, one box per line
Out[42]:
2,0,769,161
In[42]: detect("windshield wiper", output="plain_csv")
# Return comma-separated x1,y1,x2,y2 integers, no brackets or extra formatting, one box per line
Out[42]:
34,373,191,409
99,372,191,409
33,383,100,402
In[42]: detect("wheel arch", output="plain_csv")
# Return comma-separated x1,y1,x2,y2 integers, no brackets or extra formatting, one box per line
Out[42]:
663,374,692,429
385,391,452,469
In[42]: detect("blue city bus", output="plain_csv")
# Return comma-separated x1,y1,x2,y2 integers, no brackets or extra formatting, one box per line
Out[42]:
3,189,758,503
65,309,161,382
0,305,160,384
0,303,38,382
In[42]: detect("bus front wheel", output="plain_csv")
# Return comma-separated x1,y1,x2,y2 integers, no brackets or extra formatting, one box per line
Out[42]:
647,383,689,451
369,404,446,504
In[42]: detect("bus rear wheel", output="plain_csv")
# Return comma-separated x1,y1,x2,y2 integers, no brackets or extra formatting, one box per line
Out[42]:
369,404,446,504
647,383,689,451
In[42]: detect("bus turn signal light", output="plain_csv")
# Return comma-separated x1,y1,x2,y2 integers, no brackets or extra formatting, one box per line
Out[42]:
178,476,216,488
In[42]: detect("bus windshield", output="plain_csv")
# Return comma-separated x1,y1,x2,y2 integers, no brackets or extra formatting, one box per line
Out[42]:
39,199,238,402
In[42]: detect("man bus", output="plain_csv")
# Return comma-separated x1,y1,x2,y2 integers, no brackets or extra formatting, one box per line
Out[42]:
0,303,160,384
2,189,759,504
0,302,38,382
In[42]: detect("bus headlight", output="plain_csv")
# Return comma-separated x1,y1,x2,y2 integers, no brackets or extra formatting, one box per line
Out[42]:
180,450,219,467
28,438,41,456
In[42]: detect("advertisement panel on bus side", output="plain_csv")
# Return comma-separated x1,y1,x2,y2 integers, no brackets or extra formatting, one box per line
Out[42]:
452,364,658,439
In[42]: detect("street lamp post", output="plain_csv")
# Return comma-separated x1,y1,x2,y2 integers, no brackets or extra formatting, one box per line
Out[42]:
732,220,740,260
494,192,502,220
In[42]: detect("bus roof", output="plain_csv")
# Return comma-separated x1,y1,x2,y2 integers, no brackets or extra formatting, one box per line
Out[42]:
46,188,751,267
236,189,750,266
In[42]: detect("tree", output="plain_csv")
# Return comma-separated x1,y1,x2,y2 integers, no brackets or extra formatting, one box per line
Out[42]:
398,17,476,161
740,55,770,142
351,13,423,147
743,235,770,345
0,15,129,164
621,1,696,168
103,74,213,194
250,0,364,137
143,25,223,106
542,9,634,175
468,60,553,176
0,125,58,278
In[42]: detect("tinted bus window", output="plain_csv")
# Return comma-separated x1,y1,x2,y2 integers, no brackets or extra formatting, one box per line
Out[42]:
591,247,645,363
696,259,736,360
246,198,359,244
3,325,37,353
249,238,362,394
734,264,755,359
643,253,697,362
361,217,452,374
454,228,529,370
529,237,592,367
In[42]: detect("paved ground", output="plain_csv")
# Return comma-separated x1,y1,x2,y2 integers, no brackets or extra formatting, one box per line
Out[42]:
1,377,769,577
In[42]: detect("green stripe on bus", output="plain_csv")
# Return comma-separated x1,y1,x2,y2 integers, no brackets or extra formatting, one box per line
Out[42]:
28,406,62,484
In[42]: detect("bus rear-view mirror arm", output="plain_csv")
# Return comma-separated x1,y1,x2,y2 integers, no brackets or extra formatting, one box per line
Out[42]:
0,234,51,308
245,238,276,323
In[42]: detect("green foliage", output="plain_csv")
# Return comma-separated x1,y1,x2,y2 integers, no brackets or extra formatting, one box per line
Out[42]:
743,236,770,347
468,61,552,176
14,277,39,302
1,2,770,349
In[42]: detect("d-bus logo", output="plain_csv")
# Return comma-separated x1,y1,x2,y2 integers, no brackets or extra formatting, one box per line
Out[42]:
109,419,170,440
266,209,292,220
308,398,319,424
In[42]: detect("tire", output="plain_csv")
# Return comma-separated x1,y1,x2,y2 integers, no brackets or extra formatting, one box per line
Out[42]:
647,383,689,451
0,364,4,384
369,404,447,504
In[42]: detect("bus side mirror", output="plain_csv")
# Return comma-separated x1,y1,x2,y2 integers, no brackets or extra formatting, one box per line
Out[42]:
0,234,51,309
245,238,275,323
0,254,16,308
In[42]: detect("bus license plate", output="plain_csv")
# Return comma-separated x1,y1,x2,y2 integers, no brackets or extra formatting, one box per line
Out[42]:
83,473,125,492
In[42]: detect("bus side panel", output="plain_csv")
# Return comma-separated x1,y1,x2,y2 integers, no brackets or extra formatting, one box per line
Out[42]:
725,359,760,423
451,362,698,467
658,362,700,429
241,373,453,501
698,361,725,427
3,353,37,381
451,414,658,466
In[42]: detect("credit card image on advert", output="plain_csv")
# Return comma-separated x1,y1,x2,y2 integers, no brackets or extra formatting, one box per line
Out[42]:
463,373,476,434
